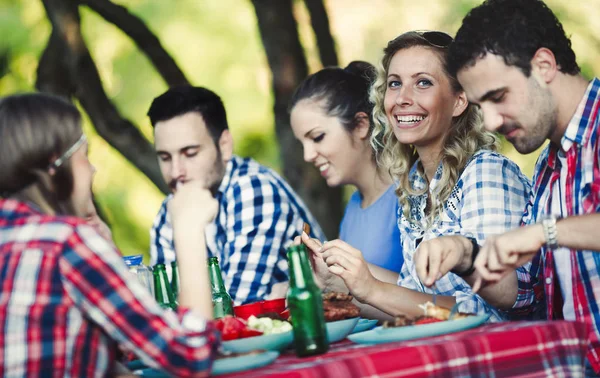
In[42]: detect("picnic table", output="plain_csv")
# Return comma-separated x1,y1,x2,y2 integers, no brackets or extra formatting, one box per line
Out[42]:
219,320,588,377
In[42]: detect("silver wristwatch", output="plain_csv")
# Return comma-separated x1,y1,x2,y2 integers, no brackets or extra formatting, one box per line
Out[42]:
540,214,559,250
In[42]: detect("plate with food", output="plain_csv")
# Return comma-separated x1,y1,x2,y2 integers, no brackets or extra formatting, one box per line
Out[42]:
323,292,361,343
348,302,490,345
218,315,294,353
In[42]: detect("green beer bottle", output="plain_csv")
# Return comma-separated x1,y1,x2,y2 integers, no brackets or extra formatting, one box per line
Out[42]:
170,260,180,303
208,257,234,318
153,263,177,310
286,244,329,357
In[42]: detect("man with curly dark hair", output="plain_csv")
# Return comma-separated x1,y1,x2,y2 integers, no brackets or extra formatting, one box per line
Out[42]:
411,0,600,375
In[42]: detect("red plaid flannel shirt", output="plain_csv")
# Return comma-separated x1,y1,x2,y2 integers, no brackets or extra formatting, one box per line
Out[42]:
0,199,219,377
514,77,600,373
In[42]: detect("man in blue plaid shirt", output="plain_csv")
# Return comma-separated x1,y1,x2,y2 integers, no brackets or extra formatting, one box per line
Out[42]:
147,86,325,305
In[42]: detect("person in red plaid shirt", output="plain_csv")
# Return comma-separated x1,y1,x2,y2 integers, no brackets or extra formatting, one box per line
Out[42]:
413,0,600,375
0,93,219,377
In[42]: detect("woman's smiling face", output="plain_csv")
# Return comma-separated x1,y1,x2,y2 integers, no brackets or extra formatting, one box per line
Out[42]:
290,98,368,187
383,46,460,151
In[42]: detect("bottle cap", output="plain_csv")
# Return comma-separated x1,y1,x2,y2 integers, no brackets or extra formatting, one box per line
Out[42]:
123,255,143,266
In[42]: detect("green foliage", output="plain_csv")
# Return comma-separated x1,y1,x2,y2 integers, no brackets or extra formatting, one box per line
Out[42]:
1,0,598,259
235,130,282,172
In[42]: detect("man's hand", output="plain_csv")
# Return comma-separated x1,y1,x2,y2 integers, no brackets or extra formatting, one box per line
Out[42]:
414,235,473,287
168,181,218,232
169,182,217,318
472,224,544,291
319,239,377,302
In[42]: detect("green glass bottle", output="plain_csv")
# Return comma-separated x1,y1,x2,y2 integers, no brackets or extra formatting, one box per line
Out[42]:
153,263,177,310
286,244,329,357
170,260,180,303
208,257,234,318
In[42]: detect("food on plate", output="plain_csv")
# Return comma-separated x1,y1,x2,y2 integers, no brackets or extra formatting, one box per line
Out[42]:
215,315,264,340
418,301,451,320
322,292,361,322
382,302,474,328
418,301,475,320
382,314,443,328
413,316,444,325
247,315,293,335
382,314,411,327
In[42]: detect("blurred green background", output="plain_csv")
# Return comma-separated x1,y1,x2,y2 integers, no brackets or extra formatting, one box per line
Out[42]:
1,0,599,259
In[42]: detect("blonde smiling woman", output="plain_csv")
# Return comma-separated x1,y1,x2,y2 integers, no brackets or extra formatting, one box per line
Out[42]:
301,31,531,322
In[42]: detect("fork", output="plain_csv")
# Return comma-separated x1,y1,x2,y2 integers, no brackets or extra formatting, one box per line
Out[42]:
431,283,437,305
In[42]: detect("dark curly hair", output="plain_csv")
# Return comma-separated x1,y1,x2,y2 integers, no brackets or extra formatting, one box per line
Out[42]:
448,0,580,77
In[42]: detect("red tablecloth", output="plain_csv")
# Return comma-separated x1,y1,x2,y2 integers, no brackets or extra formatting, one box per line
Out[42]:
220,321,588,377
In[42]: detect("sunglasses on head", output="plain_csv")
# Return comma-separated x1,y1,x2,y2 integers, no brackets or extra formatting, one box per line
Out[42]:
412,30,453,49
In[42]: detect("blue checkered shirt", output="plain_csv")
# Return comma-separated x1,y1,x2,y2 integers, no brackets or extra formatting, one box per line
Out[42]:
150,156,325,305
398,150,532,322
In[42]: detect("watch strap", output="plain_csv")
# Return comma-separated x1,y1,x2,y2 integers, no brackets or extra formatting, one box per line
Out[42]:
452,237,479,277
541,215,559,250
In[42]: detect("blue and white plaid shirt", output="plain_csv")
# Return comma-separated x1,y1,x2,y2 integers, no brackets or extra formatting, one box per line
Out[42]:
150,155,325,305
398,150,531,322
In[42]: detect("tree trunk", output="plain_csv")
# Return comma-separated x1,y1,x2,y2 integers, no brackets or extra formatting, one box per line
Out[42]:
36,30,75,98
303,0,338,67
79,0,189,87
39,0,169,194
250,0,343,239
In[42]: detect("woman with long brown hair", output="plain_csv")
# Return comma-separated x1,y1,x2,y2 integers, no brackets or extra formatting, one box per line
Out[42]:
289,61,404,273
0,93,219,376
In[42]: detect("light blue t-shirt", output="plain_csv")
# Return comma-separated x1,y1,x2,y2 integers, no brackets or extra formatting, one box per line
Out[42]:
339,184,404,273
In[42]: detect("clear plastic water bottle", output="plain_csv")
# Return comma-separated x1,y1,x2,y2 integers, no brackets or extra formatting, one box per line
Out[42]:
123,255,154,297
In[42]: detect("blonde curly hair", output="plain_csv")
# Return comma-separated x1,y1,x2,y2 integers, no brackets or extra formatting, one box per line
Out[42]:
369,32,498,225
